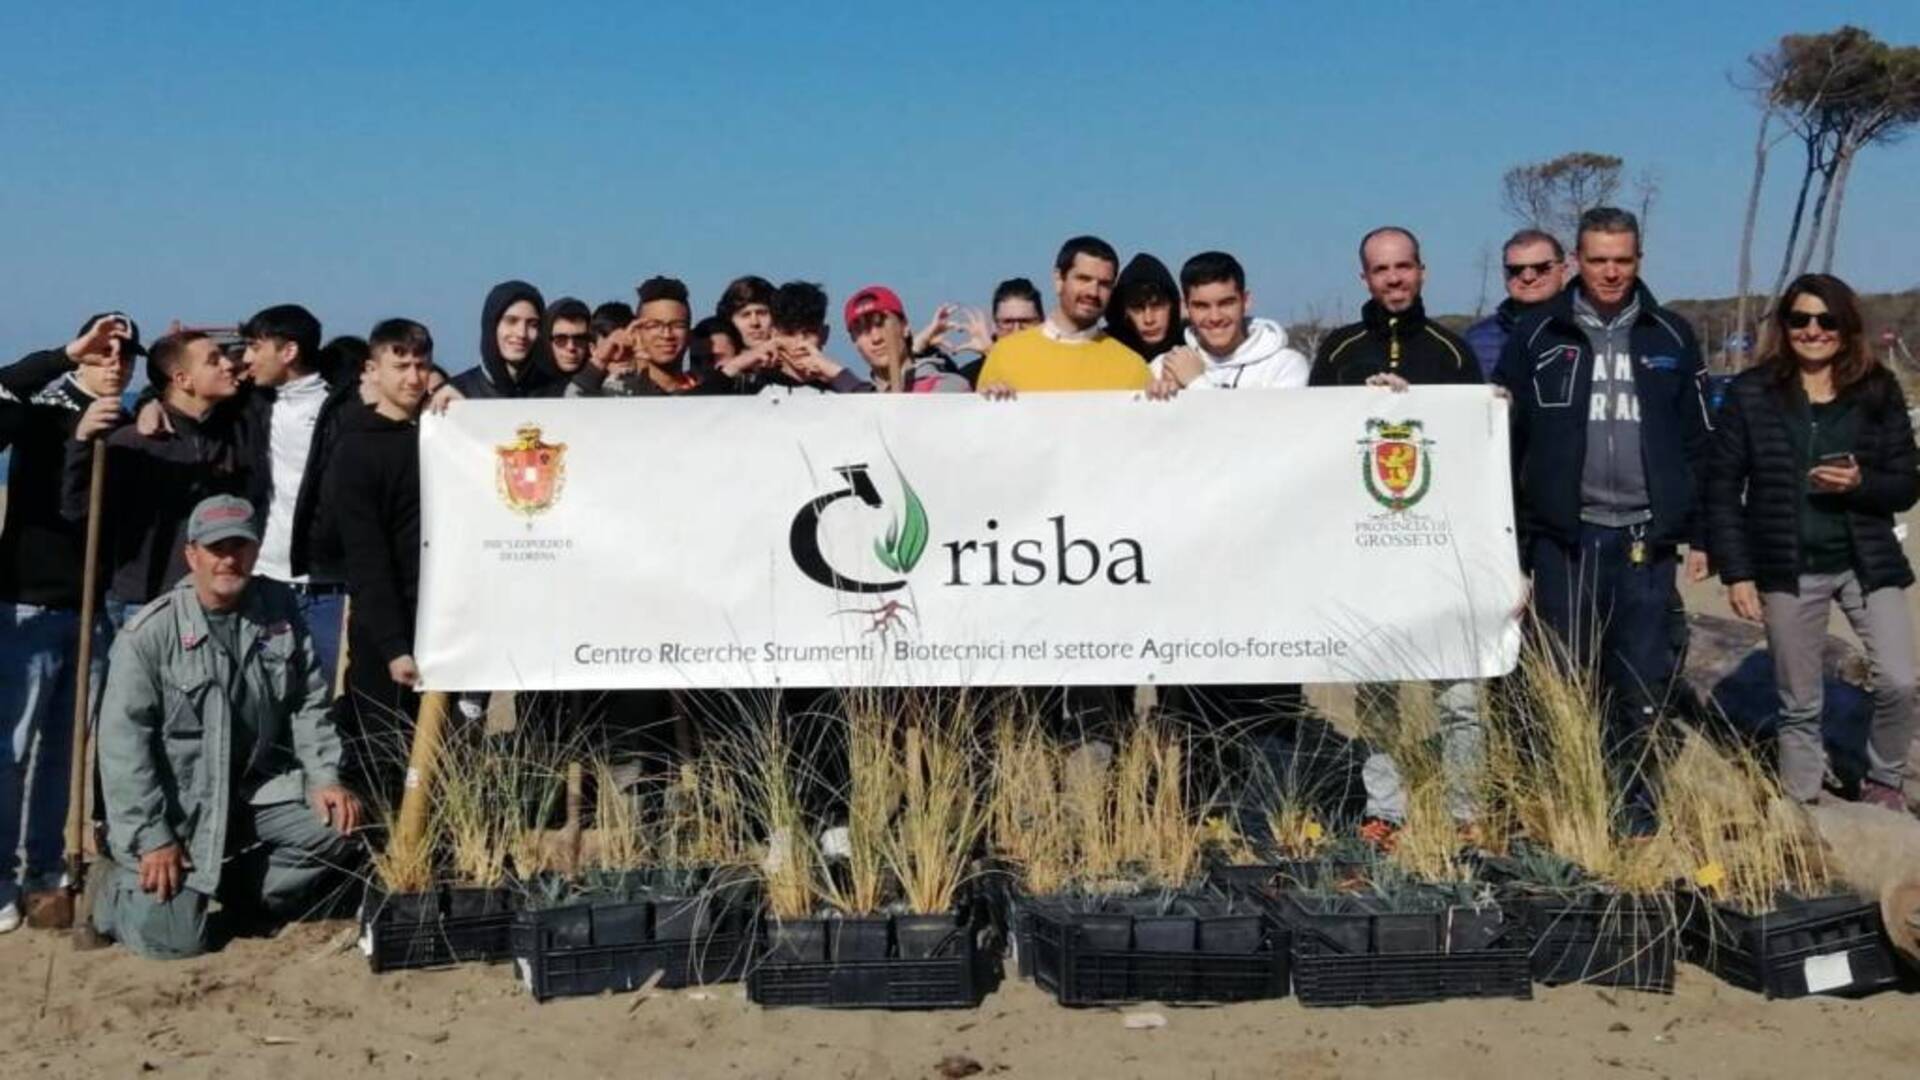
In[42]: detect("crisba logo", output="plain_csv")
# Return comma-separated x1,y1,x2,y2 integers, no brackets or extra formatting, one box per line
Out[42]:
789,462,928,594
789,459,1148,596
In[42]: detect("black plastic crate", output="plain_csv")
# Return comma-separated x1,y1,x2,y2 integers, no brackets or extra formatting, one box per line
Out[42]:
360,884,521,972
1017,895,1290,1006
1679,890,1901,999
1271,892,1533,1007
747,904,997,1010
1504,891,1677,991
1207,861,1373,896
512,892,758,1002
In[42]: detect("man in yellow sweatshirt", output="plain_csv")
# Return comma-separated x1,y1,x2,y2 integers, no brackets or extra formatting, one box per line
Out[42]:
976,236,1150,394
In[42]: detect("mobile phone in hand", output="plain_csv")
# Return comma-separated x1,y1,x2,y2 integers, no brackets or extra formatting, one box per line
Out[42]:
1817,451,1856,468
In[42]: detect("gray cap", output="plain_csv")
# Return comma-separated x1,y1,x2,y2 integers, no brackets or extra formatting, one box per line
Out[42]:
186,495,259,547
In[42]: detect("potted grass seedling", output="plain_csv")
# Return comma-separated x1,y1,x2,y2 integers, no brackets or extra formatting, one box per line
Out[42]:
743,712,826,964
362,724,558,972
816,695,901,960
744,689,1000,1009
1659,731,1900,998
510,740,764,1002
1466,638,1682,989
884,708,987,960
995,712,1288,1005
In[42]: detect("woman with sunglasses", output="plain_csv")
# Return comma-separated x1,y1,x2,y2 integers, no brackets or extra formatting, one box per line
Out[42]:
1707,273,1918,811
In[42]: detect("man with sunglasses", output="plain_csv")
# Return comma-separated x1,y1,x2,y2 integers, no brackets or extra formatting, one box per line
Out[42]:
1494,206,1713,838
545,298,594,377
1465,229,1566,379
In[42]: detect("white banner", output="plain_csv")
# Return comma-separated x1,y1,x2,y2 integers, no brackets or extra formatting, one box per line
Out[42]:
413,388,1522,690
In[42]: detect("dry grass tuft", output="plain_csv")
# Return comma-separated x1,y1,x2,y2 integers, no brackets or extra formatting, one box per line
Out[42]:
1657,729,1830,910
885,694,987,914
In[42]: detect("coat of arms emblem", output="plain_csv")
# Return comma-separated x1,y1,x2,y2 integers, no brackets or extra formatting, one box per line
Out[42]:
1358,418,1433,512
496,423,567,518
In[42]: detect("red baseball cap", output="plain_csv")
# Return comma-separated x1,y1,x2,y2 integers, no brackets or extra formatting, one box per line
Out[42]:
844,285,906,332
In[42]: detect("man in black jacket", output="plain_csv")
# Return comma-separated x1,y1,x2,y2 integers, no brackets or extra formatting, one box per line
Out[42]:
1494,207,1714,836
0,314,137,932
446,280,558,401
327,319,431,800
64,331,251,628
1309,227,1479,388
238,304,357,689
1308,228,1484,845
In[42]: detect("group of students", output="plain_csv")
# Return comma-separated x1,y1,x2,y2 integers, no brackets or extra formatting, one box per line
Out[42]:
0,204,1914,951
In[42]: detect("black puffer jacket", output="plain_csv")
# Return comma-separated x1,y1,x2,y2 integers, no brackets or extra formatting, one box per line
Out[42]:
1707,364,1917,593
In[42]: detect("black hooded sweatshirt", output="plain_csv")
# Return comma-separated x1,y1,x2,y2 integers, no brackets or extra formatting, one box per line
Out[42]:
1104,254,1186,361
325,403,421,665
449,280,563,400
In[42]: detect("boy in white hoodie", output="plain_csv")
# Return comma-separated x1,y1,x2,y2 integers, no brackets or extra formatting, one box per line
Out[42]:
1147,251,1311,397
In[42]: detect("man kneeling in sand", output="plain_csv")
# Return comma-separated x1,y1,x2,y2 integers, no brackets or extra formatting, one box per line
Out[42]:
93,495,362,958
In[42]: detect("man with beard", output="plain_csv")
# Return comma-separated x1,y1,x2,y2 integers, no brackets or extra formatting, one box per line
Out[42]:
1309,227,1478,388
976,236,1148,395
1309,227,1482,848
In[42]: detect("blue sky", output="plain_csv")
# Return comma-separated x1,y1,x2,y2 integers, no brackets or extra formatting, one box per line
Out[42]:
3,1,1916,368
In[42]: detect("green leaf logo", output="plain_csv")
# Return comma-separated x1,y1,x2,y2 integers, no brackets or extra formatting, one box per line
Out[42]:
873,467,929,574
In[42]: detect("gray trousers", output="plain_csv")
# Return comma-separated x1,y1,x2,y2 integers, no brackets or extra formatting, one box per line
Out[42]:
1358,680,1483,824
1762,572,1918,802
94,799,355,960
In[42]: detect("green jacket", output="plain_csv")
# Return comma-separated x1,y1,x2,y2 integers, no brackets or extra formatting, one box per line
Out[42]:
97,576,343,894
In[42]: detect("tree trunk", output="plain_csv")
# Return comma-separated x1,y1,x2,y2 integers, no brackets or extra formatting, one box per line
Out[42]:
1765,136,1822,354
1734,108,1774,367
1819,144,1857,273
1795,149,1840,278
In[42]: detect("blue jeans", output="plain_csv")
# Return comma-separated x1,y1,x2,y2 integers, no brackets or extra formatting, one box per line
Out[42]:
1530,525,1677,836
0,604,108,900
293,590,346,694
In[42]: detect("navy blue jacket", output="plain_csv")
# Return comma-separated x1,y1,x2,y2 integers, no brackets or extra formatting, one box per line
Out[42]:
1492,281,1713,560
1464,300,1523,381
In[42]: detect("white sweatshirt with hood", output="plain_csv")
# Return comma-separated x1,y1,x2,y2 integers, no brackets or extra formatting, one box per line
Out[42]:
1149,318,1311,389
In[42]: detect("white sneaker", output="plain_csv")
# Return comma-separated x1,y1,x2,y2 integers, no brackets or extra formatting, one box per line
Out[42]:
0,901,22,934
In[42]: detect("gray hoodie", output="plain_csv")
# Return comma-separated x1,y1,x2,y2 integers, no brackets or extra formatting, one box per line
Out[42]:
1575,290,1652,526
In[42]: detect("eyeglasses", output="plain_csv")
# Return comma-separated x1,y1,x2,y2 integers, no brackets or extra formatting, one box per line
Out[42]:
996,316,1041,331
636,320,690,334
550,333,591,348
1504,260,1558,279
1784,311,1839,331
